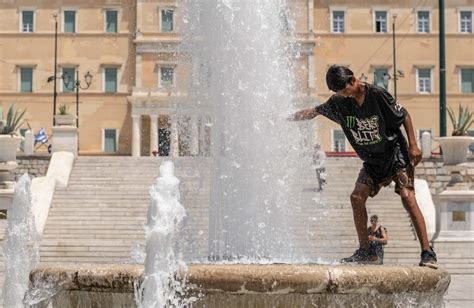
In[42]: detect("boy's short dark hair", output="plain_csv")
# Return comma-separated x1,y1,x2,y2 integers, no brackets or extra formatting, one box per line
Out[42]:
326,65,354,92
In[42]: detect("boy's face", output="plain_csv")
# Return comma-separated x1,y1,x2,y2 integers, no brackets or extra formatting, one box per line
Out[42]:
336,77,358,98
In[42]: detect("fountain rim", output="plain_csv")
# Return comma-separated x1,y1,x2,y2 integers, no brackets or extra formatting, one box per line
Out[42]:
29,263,450,296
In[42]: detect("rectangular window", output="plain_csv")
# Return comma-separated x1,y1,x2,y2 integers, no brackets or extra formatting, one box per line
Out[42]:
417,68,432,93
333,130,346,152
332,11,345,33
64,11,76,33
103,129,117,153
160,67,174,87
374,68,389,90
417,11,430,33
22,11,34,32
460,11,472,33
375,11,387,33
461,69,474,93
105,10,118,33
62,68,76,93
104,68,118,93
20,68,33,92
160,9,174,32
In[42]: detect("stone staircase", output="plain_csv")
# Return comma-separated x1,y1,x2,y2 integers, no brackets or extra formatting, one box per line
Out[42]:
290,157,420,264
307,157,473,274
39,157,211,265
37,156,473,274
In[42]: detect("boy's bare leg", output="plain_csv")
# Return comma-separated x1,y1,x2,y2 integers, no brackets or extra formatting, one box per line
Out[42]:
399,187,431,251
350,183,371,249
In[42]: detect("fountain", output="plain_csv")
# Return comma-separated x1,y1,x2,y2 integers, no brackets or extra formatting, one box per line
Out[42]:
135,161,194,307
25,0,449,306
178,0,312,261
2,174,39,307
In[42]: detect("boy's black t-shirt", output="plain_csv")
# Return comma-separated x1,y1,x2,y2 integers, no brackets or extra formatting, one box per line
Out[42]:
315,83,409,180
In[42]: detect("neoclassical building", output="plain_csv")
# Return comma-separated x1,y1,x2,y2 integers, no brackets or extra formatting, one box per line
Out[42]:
0,0,473,155
129,0,316,157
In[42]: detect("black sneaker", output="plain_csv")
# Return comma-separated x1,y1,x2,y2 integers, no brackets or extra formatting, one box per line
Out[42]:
419,247,438,269
341,247,380,265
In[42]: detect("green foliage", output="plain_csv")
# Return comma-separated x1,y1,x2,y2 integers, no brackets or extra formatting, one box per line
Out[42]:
0,104,26,135
58,104,69,115
447,104,473,136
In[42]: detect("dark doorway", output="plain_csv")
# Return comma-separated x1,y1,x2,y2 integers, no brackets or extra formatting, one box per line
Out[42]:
158,128,170,156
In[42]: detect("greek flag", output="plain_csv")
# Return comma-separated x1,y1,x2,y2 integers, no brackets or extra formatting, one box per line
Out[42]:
35,128,52,153
34,128,48,145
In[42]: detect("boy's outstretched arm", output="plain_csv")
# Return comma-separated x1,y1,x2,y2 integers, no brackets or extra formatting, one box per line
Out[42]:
288,108,319,121
402,112,422,166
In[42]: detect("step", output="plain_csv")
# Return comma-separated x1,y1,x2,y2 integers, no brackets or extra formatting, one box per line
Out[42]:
39,257,131,263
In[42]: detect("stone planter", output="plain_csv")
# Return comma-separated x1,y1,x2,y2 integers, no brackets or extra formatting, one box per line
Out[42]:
54,115,77,126
436,136,474,165
0,135,22,162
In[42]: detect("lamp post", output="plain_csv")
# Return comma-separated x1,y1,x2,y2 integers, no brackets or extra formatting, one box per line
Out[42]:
392,14,399,100
52,14,58,126
439,0,447,137
63,71,93,128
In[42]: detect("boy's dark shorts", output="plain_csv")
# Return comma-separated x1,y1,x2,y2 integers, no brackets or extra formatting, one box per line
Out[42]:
356,164,415,197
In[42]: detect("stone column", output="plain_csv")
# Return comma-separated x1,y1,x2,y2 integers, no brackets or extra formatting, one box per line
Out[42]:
132,115,141,157
150,114,159,156
308,53,315,90
190,115,199,156
170,115,179,157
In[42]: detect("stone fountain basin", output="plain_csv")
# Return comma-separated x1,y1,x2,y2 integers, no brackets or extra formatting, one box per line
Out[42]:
28,264,450,307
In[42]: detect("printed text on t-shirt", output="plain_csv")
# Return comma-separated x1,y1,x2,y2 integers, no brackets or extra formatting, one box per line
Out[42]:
346,116,382,146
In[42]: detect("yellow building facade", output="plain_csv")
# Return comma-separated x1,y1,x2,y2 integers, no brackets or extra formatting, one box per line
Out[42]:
0,1,473,155
312,0,474,153
0,0,136,154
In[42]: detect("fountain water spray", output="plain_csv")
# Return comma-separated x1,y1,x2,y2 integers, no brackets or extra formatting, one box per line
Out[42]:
179,0,313,261
2,174,39,307
136,161,196,307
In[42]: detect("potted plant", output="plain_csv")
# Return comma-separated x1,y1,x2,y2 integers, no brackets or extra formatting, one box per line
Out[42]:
0,104,26,162
54,104,77,126
437,104,474,165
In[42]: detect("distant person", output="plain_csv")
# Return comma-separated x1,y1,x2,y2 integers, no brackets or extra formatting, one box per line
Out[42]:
368,215,388,264
312,144,327,192
288,64,437,268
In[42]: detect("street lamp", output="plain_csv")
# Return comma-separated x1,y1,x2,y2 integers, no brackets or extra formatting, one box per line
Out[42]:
391,14,405,101
62,71,93,128
52,14,58,125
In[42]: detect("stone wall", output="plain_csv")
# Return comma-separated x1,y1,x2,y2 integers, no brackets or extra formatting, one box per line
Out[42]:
416,157,474,195
13,154,51,180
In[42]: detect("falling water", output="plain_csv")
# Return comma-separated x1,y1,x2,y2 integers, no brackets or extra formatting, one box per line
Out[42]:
136,161,196,307
2,174,39,307
179,0,312,260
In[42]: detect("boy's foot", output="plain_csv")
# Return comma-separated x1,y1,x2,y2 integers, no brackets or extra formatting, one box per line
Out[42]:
340,247,380,265
419,248,438,269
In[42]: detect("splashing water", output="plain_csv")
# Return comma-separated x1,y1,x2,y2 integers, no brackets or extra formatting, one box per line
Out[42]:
179,0,313,260
135,161,196,307
2,174,39,307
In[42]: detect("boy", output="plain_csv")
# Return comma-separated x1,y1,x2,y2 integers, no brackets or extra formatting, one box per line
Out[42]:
289,65,437,268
